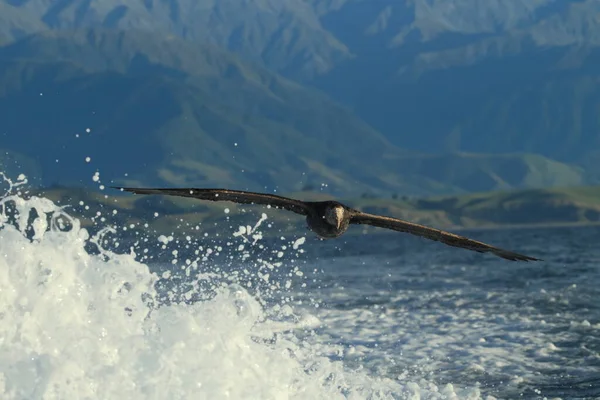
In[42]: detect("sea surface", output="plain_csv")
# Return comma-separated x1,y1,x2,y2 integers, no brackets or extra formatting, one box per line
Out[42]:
0,175,598,400
288,228,600,400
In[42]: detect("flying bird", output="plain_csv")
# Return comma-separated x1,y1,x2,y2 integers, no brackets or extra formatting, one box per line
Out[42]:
113,187,540,262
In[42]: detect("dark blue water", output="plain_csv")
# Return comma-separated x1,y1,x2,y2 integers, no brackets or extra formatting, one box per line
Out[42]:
127,218,599,399
4,178,599,399
286,226,600,400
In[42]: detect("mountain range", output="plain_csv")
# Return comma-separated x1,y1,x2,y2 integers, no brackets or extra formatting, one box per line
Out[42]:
1,0,599,197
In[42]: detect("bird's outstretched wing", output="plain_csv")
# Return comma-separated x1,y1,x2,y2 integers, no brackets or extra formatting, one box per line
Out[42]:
349,211,540,262
113,187,311,216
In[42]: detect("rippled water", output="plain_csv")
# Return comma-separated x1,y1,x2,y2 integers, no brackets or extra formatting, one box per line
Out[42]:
143,219,600,399
286,228,600,399
1,173,598,399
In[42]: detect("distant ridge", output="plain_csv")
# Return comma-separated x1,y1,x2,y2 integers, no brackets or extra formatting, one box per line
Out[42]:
2,1,600,194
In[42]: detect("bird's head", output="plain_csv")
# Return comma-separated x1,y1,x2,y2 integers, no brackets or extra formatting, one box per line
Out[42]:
324,205,345,229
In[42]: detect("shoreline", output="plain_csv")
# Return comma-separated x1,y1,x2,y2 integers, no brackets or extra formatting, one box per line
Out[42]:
26,186,600,235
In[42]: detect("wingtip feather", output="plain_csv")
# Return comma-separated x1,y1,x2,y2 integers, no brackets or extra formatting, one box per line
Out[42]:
501,252,542,262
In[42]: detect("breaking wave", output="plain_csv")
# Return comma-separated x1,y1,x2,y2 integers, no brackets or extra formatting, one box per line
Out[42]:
0,173,481,400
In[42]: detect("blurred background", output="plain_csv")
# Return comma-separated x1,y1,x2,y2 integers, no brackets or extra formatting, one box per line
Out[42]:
2,0,600,234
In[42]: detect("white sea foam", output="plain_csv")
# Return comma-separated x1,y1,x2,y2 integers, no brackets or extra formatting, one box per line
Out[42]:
0,173,483,400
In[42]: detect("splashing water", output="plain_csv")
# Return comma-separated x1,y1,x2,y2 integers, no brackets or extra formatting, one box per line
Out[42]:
0,173,483,400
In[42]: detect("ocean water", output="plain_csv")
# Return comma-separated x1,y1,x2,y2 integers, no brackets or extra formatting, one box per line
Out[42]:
0,173,598,400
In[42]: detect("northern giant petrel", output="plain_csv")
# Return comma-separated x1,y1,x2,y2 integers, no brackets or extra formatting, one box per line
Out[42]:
113,187,540,262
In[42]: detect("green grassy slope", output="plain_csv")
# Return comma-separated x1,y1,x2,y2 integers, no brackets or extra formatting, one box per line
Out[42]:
0,29,586,197
24,185,600,240
0,29,404,196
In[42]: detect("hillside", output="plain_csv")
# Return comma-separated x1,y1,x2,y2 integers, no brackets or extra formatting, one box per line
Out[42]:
0,29,404,196
338,43,600,165
2,2,600,194
309,0,600,170
4,0,597,81
0,0,350,81
1,28,587,197
383,152,586,193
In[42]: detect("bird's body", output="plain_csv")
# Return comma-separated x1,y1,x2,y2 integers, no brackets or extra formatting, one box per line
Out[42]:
113,186,541,262
305,201,349,238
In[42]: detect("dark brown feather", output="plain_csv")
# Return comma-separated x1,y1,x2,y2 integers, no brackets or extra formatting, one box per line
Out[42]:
113,187,311,216
349,211,540,262
113,186,540,262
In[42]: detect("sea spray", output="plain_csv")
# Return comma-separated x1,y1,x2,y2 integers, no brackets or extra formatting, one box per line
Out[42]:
0,173,482,400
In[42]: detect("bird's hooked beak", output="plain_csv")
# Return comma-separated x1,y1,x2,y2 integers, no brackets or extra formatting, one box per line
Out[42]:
325,206,344,229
